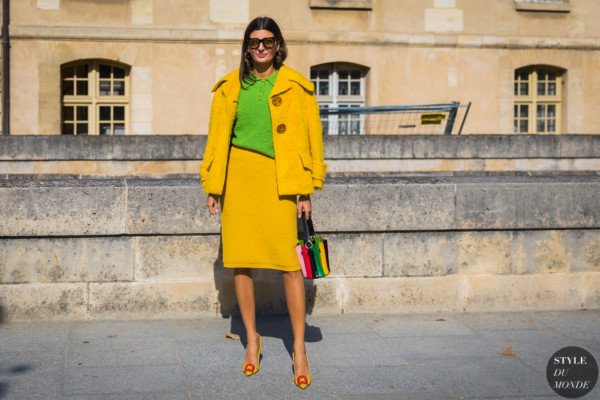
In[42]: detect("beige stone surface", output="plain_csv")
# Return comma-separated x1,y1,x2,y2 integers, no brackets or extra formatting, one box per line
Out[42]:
512,230,571,274
457,232,512,275
0,237,133,284
306,278,345,315
88,281,218,320
3,158,600,176
425,7,464,32
464,273,583,312
134,235,220,281
0,160,202,175
0,183,127,236
131,0,153,25
326,233,383,278
343,276,465,314
209,0,249,25
37,0,59,11
0,283,87,321
131,66,153,135
581,272,600,309
383,232,457,277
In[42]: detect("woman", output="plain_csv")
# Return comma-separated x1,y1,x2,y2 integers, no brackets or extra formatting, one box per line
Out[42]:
199,16,327,390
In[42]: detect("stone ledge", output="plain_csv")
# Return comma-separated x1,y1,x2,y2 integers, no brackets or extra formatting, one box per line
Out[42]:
3,273,597,321
2,230,597,285
0,179,127,236
11,26,599,50
2,135,599,161
1,175,599,236
0,237,134,283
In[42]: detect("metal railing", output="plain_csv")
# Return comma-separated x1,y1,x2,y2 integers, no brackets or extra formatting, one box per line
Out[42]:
319,102,471,135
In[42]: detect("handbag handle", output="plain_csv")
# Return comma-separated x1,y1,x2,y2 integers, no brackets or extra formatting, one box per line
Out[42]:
298,211,316,244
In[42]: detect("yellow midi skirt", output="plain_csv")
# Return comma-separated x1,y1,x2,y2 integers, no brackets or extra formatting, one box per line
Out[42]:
220,145,301,272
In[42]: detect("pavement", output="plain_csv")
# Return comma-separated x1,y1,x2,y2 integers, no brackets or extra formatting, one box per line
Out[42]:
0,310,599,400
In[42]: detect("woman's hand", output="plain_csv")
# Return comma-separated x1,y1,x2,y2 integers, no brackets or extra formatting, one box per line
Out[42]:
206,194,219,215
297,195,312,218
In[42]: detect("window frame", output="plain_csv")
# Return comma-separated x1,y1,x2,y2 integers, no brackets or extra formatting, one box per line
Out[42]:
311,62,368,135
513,66,564,134
61,60,130,135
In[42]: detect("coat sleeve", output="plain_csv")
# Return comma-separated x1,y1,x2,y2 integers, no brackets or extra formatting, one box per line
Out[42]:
199,91,221,192
305,90,327,189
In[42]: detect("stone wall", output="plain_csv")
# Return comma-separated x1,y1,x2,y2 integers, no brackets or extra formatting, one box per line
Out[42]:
1,175,599,321
2,135,600,176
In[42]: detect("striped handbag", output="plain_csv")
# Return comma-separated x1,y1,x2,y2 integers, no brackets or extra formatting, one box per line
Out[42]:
295,212,330,279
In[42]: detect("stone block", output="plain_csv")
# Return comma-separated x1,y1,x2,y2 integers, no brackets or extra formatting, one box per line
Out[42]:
326,233,383,278
512,230,570,274
315,181,455,232
580,272,600,309
0,283,87,321
134,235,220,281
306,278,345,315
127,179,220,234
343,276,464,314
383,232,457,277
88,282,218,320
209,0,249,24
464,273,582,312
0,135,205,161
566,230,600,273
455,179,600,229
0,179,127,236
425,8,463,32
457,231,512,274
0,237,133,283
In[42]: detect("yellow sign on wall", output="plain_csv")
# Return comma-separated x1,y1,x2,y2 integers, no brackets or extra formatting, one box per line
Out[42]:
421,113,446,125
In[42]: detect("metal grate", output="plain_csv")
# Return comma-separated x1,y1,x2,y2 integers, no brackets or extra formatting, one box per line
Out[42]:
320,102,471,135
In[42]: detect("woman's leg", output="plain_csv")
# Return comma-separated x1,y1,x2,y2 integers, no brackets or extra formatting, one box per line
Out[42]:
282,270,310,376
234,268,261,365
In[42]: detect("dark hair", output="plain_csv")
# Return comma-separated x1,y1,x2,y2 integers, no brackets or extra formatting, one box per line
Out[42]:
239,16,288,85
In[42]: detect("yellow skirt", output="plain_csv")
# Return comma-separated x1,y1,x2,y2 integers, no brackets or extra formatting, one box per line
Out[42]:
221,145,301,272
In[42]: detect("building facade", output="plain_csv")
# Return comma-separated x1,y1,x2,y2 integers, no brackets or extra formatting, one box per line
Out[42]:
1,0,599,135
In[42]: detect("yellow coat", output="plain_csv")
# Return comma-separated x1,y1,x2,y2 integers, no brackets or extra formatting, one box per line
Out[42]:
199,65,327,196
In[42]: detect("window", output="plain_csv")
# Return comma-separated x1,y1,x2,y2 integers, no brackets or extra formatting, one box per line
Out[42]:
514,66,564,134
61,60,130,135
310,63,368,135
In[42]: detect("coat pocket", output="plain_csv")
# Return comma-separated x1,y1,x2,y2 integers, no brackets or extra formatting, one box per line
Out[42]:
199,154,215,181
298,152,313,171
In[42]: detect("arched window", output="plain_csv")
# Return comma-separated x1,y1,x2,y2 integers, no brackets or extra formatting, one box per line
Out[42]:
310,62,369,135
61,60,130,135
514,65,564,134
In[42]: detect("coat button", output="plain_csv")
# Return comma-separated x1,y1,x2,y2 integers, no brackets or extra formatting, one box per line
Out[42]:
271,96,282,107
276,124,286,134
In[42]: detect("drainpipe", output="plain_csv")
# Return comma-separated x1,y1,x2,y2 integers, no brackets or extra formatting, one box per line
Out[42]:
2,0,9,134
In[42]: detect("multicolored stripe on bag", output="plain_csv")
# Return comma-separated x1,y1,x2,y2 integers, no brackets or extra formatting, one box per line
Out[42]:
295,237,330,279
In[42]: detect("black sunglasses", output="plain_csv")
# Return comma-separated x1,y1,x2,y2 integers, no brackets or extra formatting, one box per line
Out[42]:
248,37,277,50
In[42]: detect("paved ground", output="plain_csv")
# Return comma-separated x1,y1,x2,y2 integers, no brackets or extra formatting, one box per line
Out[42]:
0,310,599,400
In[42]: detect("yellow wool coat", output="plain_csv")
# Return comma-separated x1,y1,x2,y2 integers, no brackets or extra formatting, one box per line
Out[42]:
199,65,327,196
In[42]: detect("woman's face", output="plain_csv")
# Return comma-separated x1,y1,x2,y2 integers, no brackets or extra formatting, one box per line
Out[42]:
248,29,278,67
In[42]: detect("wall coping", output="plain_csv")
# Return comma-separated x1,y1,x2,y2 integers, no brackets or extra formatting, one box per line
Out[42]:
1,135,599,161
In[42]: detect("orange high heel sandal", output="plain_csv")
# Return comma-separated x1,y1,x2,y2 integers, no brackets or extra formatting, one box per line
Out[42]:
242,334,263,377
292,351,312,390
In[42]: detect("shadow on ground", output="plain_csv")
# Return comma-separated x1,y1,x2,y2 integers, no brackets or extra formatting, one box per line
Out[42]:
212,231,323,358
0,364,35,400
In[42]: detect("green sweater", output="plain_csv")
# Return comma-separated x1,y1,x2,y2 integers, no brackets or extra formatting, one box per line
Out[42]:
231,70,279,158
